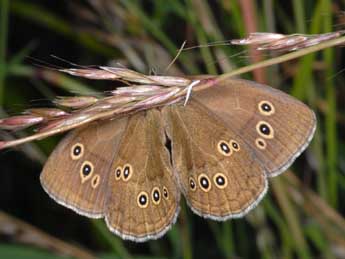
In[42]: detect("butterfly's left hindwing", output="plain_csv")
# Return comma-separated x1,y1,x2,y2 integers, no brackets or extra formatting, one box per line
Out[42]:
105,110,180,242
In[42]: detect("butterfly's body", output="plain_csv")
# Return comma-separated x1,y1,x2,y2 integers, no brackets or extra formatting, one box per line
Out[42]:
40,78,316,242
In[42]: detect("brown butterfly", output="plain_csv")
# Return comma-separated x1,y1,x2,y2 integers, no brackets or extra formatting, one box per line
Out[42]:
35,77,316,242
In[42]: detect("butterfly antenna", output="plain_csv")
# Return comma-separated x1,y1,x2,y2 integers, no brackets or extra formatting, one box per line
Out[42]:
182,40,231,51
27,56,64,70
204,49,249,68
50,55,98,69
164,41,187,74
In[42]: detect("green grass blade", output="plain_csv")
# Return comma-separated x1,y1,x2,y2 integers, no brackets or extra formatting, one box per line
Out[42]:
322,0,338,208
91,220,131,259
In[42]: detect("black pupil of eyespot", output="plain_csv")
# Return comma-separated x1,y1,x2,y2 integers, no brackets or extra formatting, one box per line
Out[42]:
232,142,238,149
260,124,270,135
153,191,160,201
258,141,264,146
200,177,209,188
116,169,121,177
220,143,230,153
139,195,147,205
163,189,168,197
83,164,91,175
124,167,129,178
216,176,225,185
190,180,195,188
261,103,271,112
74,146,81,155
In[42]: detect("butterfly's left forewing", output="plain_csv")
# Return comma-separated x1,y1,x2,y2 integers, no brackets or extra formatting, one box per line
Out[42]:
40,117,128,218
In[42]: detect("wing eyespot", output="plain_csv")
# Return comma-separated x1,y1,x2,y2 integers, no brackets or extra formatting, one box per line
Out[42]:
71,143,84,160
213,173,228,189
189,177,197,191
217,140,232,156
198,174,211,192
256,121,274,139
258,100,275,116
91,174,100,189
80,161,94,183
115,166,122,180
137,191,149,208
122,164,133,181
255,138,267,150
151,187,161,205
162,186,169,200
230,140,240,152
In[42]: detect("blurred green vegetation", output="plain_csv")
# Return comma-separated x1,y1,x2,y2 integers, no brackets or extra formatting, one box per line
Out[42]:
0,0,345,258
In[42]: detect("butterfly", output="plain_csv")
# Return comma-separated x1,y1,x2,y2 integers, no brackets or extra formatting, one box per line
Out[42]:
38,77,316,242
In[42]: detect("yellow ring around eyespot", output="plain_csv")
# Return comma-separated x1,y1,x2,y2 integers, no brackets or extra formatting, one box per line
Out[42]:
80,161,94,183
213,173,228,189
70,143,84,160
256,121,274,139
255,138,267,150
137,191,149,209
197,174,211,192
91,174,100,189
151,187,161,205
258,100,275,116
